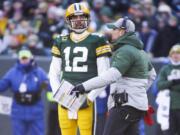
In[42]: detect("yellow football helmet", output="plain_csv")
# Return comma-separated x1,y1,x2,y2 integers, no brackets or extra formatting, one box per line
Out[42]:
65,3,90,33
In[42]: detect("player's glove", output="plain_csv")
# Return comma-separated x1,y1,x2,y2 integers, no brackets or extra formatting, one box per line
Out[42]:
70,84,86,97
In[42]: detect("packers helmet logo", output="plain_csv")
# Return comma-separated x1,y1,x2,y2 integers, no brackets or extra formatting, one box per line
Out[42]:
65,3,90,17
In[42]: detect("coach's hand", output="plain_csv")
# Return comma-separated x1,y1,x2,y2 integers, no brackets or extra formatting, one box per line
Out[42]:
70,84,86,97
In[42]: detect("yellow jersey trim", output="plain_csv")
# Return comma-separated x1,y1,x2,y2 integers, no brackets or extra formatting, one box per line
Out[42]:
70,31,90,43
96,45,112,56
51,46,61,56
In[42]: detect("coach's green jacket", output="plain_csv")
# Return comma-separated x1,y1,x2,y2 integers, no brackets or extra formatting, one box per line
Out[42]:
108,32,153,111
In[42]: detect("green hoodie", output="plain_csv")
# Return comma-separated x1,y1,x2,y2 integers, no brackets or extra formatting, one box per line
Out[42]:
113,32,144,49
111,32,152,79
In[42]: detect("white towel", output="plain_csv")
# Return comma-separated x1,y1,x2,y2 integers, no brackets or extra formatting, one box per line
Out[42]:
156,90,170,131
68,110,78,119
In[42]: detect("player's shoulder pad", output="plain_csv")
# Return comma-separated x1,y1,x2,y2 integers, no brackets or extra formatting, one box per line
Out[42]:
90,32,108,43
90,32,104,38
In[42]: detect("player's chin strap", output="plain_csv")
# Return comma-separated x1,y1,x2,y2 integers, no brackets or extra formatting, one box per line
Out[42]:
71,28,87,34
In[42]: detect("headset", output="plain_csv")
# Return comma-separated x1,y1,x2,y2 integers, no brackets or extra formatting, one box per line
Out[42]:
121,16,129,30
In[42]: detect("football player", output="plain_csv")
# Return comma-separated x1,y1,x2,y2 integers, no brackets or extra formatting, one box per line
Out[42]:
49,2,111,135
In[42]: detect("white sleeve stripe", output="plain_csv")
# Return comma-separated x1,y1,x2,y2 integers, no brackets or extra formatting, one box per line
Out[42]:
97,56,110,74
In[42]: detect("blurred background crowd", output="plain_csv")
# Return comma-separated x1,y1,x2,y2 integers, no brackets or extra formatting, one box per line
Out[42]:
0,0,180,135
0,0,179,57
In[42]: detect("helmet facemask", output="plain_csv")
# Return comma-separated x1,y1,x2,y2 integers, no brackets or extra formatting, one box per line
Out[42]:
66,14,90,33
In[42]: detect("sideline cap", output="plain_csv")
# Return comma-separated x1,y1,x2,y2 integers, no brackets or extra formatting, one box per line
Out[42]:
107,17,135,32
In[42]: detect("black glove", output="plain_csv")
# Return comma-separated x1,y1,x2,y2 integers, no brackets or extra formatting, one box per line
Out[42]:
70,84,86,97
172,79,180,85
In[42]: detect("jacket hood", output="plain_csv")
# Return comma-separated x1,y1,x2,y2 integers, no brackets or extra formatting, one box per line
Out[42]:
112,32,144,50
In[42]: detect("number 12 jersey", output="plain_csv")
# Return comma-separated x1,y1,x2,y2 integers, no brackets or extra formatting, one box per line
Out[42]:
51,32,112,85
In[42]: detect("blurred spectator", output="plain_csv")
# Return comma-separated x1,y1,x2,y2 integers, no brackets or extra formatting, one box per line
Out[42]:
171,0,180,26
157,44,180,135
156,3,172,27
38,6,59,55
0,30,11,54
106,0,130,13
152,15,180,57
25,34,46,56
12,1,23,23
0,10,10,54
0,49,50,135
0,0,179,59
140,0,157,28
5,19,30,56
23,0,38,19
128,4,145,31
91,0,106,30
137,21,157,53
1,20,17,55
98,7,114,39
100,7,113,22
3,1,13,18
30,13,44,34
52,7,66,33
0,10,8,35
99,6,113,28
63,0,82,7
36,1,48,19
52,0,64,7
93,0,105,12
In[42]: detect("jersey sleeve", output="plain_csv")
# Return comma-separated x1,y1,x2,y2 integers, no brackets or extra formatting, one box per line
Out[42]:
95,36,112,57
51,36,61,58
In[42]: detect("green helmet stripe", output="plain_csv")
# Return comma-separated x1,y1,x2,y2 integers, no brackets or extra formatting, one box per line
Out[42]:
74,4,77,11
74,3,81,11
